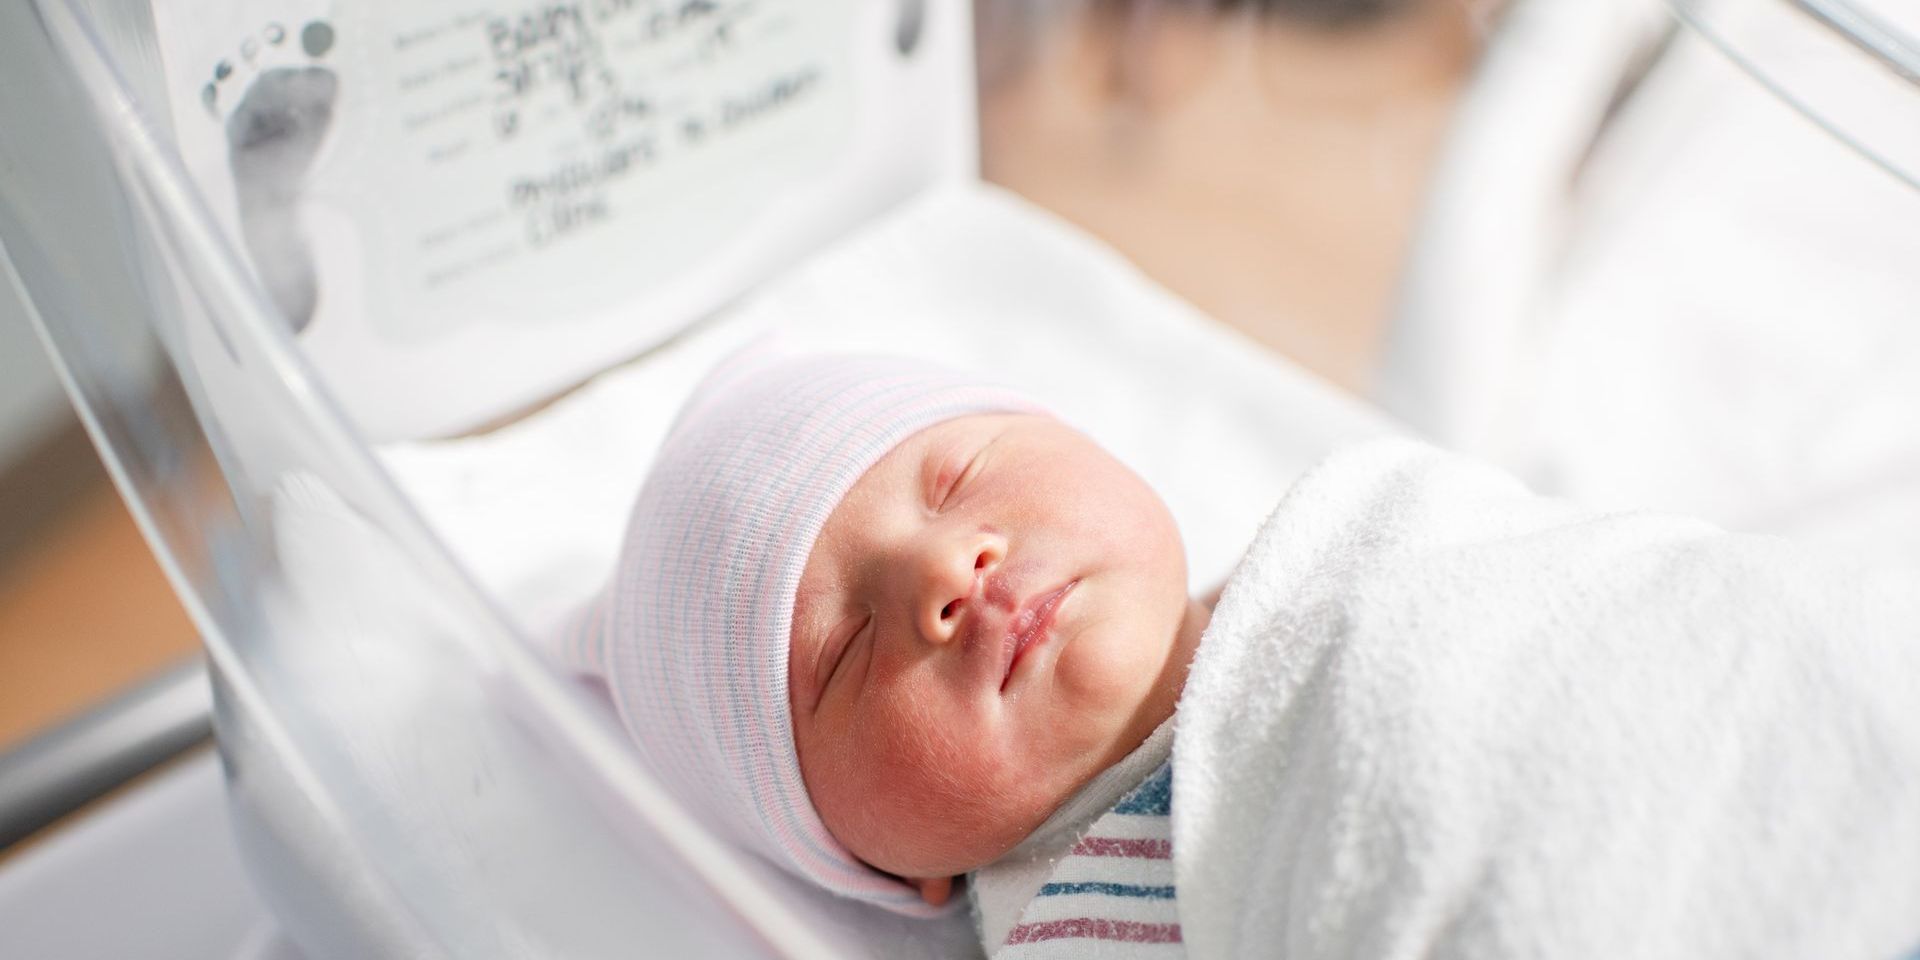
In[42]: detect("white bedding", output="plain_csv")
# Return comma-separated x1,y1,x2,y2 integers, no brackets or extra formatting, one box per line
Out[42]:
1179,439,1920,959
1387,5,1920,568
378,180,1398,958
1524,28,1920,567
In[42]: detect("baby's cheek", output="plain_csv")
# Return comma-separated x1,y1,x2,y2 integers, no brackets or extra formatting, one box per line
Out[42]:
859,695,1035,860
866,689,996,803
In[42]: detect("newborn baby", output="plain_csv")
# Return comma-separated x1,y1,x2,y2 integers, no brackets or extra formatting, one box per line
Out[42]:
556,350,1920,959
788,398,1207,911
555,351,1201,947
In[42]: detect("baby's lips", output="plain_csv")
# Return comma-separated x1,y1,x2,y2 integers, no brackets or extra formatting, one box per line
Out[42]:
999,580,1078,690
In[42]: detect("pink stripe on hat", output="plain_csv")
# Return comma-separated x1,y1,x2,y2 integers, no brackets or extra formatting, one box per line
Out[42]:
555,351,1041,914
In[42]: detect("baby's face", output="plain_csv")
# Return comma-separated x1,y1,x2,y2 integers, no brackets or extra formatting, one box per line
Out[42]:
789,413,1199,886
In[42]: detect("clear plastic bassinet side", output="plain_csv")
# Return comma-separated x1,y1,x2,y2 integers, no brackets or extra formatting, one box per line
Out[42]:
1671,0,1920,192
0,2,839,956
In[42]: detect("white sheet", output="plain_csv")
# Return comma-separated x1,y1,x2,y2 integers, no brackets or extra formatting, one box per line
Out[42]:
1388,10,1920,569
1528,28,1920,563
1177,439,1920,960
379,180,1398,958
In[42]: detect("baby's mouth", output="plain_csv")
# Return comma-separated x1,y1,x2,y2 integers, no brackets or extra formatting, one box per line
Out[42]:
1001,580,1078,691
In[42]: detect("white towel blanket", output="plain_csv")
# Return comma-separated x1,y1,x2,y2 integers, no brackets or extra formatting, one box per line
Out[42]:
1173,439,1920,960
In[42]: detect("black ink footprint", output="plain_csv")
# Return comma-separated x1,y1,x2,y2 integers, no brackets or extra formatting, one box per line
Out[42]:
203,21,338,334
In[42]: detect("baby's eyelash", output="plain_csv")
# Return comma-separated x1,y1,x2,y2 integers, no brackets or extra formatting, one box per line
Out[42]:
936,442,996,510
929,451,964,508
928,431,1004,511
824,613,871,695
939,454,979,509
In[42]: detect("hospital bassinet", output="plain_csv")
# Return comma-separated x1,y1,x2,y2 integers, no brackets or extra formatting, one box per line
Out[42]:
2,1,978,955
2,0,1917,957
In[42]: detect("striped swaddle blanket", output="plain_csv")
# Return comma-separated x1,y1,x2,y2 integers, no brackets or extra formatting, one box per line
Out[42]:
1000,763,1183,956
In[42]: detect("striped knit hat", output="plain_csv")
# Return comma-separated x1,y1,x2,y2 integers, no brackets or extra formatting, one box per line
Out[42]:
556,351,1040,915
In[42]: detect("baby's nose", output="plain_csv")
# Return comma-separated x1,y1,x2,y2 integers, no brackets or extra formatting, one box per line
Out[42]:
919,534,1005,644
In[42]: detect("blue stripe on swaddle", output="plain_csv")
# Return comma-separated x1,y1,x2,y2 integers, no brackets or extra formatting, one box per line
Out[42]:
1038,882,1177,899
1113,765,1172,816
1004,760,1183,955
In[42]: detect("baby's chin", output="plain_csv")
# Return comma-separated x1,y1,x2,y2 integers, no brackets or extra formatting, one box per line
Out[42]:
851,706,1180,878
844,791,1064,880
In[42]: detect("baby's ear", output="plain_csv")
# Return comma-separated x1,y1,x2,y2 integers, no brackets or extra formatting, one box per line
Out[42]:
911,875,954,907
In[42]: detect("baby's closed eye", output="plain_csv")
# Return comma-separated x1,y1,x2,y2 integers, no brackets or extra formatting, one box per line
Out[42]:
928,433,1003,511
818,612,872,703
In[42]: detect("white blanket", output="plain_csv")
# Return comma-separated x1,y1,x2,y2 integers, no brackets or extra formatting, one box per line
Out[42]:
1174,439,1920,959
